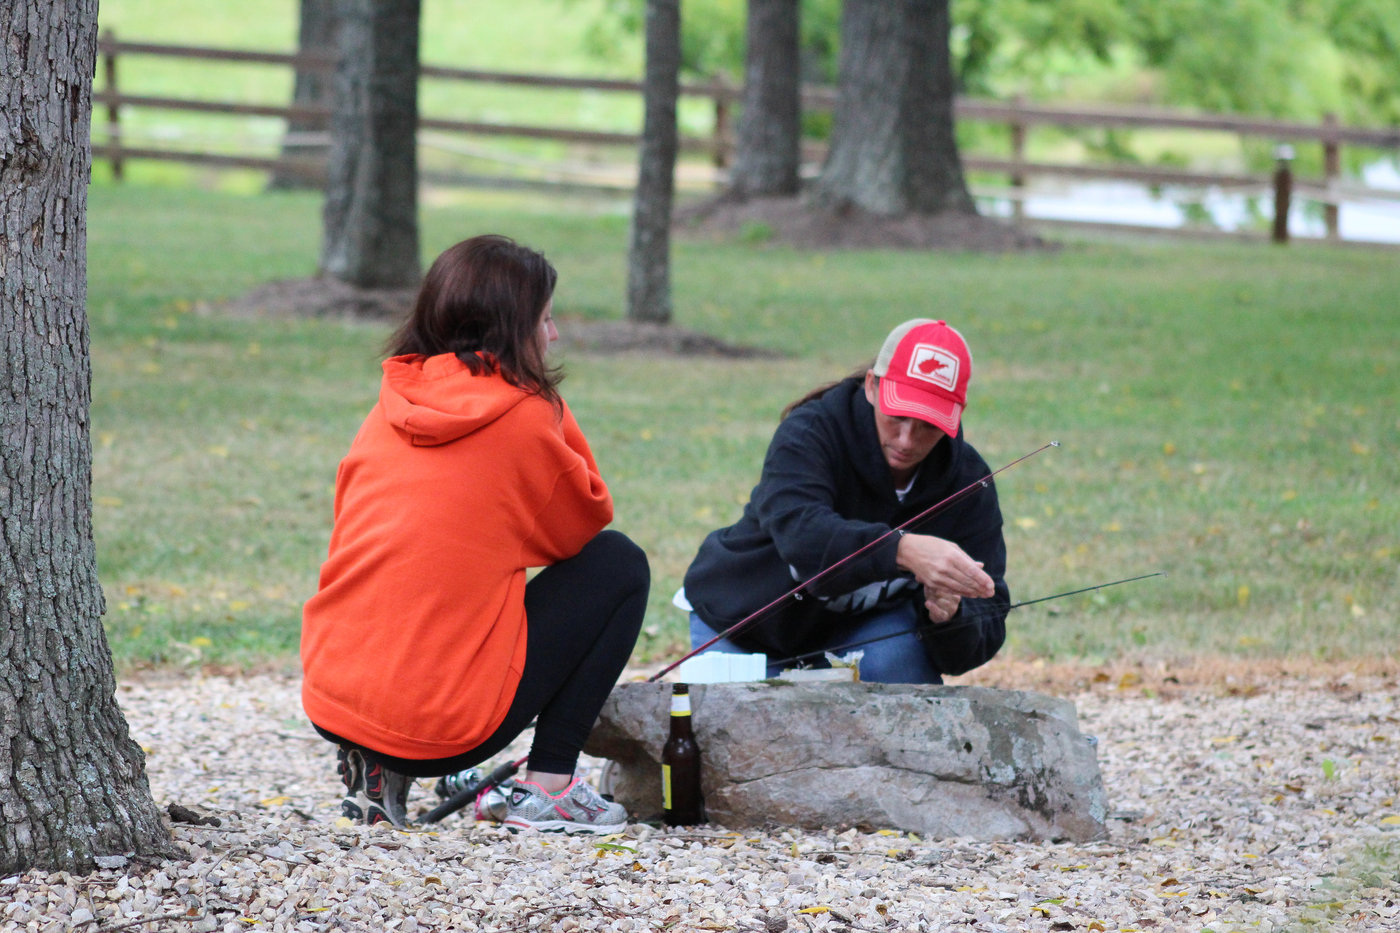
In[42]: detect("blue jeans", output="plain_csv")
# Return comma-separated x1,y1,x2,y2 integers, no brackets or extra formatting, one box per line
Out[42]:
688,603,942,684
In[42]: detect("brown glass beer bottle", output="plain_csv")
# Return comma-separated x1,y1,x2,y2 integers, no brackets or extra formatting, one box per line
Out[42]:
661,683,706,826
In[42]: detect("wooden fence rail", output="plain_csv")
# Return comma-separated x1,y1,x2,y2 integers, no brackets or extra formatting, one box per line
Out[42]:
93,35,1400,244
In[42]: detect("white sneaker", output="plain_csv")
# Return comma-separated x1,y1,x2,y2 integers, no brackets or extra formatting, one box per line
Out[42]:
502,776,627,835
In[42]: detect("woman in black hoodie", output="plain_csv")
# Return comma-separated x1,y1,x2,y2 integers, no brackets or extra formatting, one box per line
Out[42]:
681,319,1008,683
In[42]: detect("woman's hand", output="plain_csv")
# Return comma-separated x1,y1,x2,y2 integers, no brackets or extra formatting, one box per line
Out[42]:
922,588,962,624
895,532,995,600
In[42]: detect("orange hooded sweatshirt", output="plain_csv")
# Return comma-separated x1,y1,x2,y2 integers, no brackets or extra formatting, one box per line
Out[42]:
301,353,613,760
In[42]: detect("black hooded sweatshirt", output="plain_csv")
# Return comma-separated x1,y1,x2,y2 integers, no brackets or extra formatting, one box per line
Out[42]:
683,377,1008,677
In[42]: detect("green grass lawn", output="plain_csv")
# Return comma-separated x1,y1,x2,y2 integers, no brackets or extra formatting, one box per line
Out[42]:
85,182,1400,674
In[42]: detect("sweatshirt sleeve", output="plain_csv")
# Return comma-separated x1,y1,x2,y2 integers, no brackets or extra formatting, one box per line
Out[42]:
918,487,1009,675
518,400,613,567
750,415,895,593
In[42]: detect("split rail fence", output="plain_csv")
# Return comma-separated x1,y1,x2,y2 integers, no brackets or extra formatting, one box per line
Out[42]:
92,34,1400,244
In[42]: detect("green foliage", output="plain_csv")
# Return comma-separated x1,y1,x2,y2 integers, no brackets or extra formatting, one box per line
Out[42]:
962,0,1400,122
971,0,1400,122
955,0,1130,96
567,0,1400,123
574,0,843,81
801,0,844,83
572,0,741,78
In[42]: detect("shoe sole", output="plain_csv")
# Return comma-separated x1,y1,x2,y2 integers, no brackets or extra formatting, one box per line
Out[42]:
343,794,406,828
502,818,625,835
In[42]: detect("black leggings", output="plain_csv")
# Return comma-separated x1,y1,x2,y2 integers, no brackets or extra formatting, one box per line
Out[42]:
317,529,649,778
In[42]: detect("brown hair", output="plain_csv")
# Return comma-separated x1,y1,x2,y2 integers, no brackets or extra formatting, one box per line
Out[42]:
386,235,562,407
780,362,875,420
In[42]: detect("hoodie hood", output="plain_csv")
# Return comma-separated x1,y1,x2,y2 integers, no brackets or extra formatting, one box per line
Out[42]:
379,353,529,447
830,377,965,498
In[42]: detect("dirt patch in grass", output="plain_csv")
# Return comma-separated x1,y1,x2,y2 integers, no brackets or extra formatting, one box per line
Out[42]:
218,275,415,322
216,277,779,358
677,193,1051,252
554,318,780,358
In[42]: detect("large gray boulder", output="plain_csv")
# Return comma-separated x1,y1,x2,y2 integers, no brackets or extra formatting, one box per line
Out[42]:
584,681,1107,841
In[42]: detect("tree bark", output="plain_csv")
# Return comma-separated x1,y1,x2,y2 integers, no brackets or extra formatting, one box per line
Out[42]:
626,0,681,325
730,0,802,198
0,0,177,874
319,0,422,289
814,0,974,216
268,0,338,191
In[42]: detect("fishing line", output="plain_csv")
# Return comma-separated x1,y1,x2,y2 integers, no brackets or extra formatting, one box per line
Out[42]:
647,441,1060,683
765,570,1165,670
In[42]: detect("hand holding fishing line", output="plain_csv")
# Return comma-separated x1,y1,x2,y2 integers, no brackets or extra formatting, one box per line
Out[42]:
895,533,996,601
922,586,963,623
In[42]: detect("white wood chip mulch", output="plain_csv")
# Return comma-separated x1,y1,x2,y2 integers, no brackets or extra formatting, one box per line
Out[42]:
3,670,1398,933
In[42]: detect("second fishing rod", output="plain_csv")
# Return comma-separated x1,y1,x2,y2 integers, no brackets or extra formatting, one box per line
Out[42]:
765,571,1166,671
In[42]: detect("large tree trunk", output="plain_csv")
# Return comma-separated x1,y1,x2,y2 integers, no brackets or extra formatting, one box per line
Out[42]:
626,0,681,325
0,0,177,874
268,0,338,191
730,0,801,198
814,0,974,215
319,0,421,289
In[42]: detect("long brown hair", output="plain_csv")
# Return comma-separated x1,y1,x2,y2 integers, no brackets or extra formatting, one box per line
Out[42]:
781,362,875,419
386,235,562,407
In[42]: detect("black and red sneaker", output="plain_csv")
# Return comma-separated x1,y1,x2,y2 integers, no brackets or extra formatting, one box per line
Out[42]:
337,746,411,828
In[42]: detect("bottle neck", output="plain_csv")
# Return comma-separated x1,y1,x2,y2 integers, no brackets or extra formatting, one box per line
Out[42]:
669,686,694,737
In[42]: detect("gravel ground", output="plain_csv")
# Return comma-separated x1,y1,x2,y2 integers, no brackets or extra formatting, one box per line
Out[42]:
4,668,1399,933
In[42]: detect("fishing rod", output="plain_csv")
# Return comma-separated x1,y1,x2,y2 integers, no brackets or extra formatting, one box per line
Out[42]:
647,441,1060,683
420,755,524,824
1006,571,1165,610
425,440,1064,824
765,571,1166,670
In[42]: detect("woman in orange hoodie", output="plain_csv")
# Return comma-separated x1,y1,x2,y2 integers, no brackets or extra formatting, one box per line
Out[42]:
301,235,649,834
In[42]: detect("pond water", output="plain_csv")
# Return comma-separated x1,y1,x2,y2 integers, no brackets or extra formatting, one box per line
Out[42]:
980,161,1400,245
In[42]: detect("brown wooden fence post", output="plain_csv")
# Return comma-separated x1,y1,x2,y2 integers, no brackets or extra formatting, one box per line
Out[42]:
101,29,124,180
1010,93,1027,224
1272,144,1294,244
711,73,731,171
1322,112,1340,241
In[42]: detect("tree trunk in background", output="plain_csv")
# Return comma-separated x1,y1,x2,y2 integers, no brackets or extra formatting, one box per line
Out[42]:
730,0,802,198
320,0,422,288
0,0,178,874
627,0,681,325
815,0,974,215
269,0,338,190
